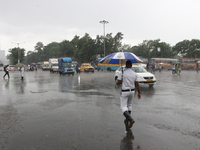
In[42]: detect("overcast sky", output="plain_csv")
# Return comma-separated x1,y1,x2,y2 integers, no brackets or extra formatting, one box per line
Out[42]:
1,0,200,56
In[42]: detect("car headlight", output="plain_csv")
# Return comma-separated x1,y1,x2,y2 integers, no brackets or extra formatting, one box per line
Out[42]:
137,75,143,79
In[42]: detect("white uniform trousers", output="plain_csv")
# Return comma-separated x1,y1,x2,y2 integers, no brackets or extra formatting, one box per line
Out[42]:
120,91,135,113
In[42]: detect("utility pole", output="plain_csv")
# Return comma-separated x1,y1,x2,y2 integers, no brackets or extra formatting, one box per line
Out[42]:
99,20,109,57
11,42,25,64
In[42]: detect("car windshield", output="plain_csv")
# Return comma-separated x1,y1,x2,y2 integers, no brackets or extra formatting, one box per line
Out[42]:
71,63,75,68
63,63,73,68
52,64,58,66
132,66,147,73
120,66,147,73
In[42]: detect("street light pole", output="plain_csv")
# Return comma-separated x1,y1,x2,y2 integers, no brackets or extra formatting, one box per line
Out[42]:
11,42,25,64
99,20,109,57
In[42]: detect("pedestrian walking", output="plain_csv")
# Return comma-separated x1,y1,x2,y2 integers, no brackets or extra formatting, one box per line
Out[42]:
178,64,181,74
150,63,155,73
117,60,141,132
175,64,179,74
20,66,24,80
172,64,175,74
159,64,162,73
196,62,199,73
35,65,37,72
3,65,10,79
146,62,149,71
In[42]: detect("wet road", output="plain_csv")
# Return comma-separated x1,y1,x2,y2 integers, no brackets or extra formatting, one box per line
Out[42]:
0,70,200,150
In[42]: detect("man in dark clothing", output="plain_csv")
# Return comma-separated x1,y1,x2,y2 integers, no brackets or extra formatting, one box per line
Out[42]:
196,62,199,73
3,65,10,78
75,63,80,73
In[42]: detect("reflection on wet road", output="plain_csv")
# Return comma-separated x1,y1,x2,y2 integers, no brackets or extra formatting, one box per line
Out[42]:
0,70,200,149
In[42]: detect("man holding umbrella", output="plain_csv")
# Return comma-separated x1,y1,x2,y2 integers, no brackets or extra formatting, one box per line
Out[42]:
3,65,10,79
117,60,141,131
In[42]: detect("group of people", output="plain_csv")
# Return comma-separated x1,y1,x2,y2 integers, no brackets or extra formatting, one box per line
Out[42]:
147,63,163,73
3,65,25,80
172,64,181,75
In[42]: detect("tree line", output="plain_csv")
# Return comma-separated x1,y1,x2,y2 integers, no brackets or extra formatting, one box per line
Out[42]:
8,32,200,65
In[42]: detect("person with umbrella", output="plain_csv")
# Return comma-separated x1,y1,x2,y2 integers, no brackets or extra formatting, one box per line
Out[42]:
117,60,141,131
3,65,10,79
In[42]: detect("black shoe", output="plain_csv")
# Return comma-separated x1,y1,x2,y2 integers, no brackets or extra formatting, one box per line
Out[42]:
128,120,135,129
124,119,130,131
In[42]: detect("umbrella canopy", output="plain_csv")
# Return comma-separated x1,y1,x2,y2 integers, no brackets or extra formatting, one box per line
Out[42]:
99,52,143,64
4,65,9,69
15,63,25,68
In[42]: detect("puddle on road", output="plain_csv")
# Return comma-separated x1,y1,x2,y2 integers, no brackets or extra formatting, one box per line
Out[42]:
74,90,115,99
30,90,48,93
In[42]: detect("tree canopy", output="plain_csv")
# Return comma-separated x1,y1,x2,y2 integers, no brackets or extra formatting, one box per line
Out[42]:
8,48,25,64
8,32,200,65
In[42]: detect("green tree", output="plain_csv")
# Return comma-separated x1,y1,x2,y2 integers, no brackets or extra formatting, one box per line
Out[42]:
8,47,25,64
113,32,123,52
42,42,60,60
130,39,173,60
25,51,38,64
76,33,96,62
34,42,44,61
172,39,200,58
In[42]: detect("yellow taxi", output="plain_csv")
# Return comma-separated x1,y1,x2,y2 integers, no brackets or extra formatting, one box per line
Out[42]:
80,63,95,73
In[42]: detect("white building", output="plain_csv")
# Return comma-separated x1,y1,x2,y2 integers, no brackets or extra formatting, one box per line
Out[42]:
0,50,9,65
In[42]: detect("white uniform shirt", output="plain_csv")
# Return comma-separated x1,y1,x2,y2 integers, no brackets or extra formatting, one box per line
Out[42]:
118,68,138,90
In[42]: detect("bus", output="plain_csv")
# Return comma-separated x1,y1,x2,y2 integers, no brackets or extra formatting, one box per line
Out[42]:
37,62,42,69
97,57,147,71
97,58,127,71
150,58,178,70
179,58,199,70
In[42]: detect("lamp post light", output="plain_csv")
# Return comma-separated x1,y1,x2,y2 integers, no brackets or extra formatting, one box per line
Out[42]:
11,42,25,64
157,47,161,58
99,20,109,57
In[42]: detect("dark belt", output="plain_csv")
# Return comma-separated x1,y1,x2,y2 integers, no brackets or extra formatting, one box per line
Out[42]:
122,89,135,92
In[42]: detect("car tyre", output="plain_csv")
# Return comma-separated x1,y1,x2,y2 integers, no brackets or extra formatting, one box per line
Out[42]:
107,67,111,71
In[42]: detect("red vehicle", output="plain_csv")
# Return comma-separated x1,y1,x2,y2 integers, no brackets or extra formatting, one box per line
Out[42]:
179,58,198,70
150,58,178,70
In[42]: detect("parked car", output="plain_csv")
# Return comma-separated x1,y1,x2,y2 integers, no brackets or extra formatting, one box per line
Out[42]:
80,63,95,73
8,65,17,71
114,65,156,87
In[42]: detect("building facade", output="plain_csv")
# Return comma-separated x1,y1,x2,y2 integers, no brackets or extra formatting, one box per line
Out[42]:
0,50,9,65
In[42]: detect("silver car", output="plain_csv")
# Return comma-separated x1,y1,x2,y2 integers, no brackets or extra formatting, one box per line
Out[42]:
115,65,156,87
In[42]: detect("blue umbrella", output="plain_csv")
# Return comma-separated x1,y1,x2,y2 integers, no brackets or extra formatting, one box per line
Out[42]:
100,52,143,64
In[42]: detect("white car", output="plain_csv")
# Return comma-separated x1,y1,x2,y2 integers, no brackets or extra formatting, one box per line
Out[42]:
115,65,156,87
8,65,16,71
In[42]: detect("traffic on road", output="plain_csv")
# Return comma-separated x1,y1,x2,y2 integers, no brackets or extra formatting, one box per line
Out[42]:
1,69,200,150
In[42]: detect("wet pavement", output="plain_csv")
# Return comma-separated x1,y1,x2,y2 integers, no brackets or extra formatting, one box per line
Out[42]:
0,69,200,150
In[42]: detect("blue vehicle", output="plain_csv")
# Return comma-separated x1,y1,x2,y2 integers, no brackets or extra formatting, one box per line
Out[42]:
58,58,75,75
97,58,123,71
